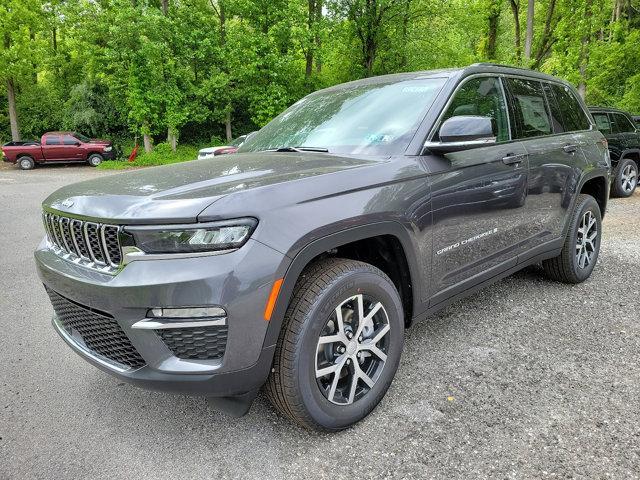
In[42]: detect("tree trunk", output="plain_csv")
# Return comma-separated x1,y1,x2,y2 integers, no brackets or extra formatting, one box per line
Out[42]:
485,0,501,60
167,128,177,152
578,0,593,99
162,0,168,15
532,0,557,69
305,0,315,79
143,129,153,153
7,78,20,142
524,0,534,60
315,0,322,73
510,0,522,62
225,110,232,141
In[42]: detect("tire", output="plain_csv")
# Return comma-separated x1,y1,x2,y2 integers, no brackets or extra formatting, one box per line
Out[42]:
265,258,404,431
542,194,602,283
17,156,35,170
87,154,103,167
611,158,637,197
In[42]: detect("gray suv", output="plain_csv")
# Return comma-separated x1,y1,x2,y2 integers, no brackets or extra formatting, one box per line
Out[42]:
36,64,610,431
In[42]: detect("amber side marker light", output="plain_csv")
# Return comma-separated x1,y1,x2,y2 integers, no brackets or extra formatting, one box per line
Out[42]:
264,278,284,321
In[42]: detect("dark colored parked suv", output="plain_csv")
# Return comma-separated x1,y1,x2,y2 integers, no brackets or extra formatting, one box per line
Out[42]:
36,64,610,431
589,107,639,197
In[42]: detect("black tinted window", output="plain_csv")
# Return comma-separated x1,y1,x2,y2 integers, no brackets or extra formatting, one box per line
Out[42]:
542,82,565,133
550,84,591,131
440,76,509,142
506,78,552,138
611,113,636,133
45,136,61,145
593,113,612,134
63,135,79,145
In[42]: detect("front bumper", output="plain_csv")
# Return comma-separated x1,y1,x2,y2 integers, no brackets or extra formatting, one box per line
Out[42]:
35,237,288,397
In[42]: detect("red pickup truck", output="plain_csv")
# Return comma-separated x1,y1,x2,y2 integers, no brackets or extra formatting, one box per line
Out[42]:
1,132,116,170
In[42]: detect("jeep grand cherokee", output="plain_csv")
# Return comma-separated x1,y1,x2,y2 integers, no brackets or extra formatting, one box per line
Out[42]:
36,64,610,431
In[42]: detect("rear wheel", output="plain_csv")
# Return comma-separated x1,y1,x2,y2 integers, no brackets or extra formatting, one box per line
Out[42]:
542,194,602,283
265,258,404,431
612,158,637,197
87,154,103,167
18,156,35,170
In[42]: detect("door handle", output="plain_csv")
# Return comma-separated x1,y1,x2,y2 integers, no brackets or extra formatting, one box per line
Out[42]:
563,144,578,154
502,153,527,165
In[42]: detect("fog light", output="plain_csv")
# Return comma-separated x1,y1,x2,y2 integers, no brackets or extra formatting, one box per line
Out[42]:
148,306,226,318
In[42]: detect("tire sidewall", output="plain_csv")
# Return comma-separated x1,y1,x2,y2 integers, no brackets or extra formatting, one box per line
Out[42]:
295,269,404,430
88,154,103,167
18,156,34,170
567,196,602,281
615,159,637,197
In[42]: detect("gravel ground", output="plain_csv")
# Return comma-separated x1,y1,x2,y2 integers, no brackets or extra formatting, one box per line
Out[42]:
1,164,639,479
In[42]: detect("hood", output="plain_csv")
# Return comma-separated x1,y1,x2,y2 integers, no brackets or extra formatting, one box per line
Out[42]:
88,139,111,145
43,152,380,224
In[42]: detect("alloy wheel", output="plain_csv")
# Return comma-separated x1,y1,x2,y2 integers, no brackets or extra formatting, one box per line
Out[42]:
315,294,390,405
621,163,637,194
575,210,598,269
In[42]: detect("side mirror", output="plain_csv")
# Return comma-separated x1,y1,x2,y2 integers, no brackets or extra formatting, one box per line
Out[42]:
424,115,496,154
74,142,81,146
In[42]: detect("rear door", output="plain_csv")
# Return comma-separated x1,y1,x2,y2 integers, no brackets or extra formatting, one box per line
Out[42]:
42,135,65,161
504,78,585,251
611,112,638,150
428,75,529,304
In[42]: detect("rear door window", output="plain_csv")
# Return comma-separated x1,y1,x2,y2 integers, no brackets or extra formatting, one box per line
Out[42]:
45,136,61,145
63,135,79,145
542,82,565,133
611,113,636,133
550,84,591,132
505,78,552,138
592,113,612,134
439,76,510,142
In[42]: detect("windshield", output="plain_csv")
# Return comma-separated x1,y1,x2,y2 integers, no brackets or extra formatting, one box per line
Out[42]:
238,77,447,155
73,132,91,142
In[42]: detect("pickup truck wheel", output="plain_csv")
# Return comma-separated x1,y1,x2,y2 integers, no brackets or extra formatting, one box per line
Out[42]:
265,258,404,431
18,156,35,170
542,194,602,283
612,158,637,197
87,154,103,167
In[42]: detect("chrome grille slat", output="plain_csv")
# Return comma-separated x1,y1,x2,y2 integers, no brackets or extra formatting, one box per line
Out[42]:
71,220,90,259
42,212,122,274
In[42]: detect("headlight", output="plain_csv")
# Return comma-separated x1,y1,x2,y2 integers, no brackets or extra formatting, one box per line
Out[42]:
103,146,113,152
126,218,257,254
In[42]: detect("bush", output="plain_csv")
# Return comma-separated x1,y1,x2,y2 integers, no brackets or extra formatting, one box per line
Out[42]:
98,144,200,170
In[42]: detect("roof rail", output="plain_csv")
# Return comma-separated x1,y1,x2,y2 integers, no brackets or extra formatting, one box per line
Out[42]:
470,62,534,72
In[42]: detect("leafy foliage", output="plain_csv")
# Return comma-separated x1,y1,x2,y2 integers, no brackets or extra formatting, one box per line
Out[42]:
1,0,639,147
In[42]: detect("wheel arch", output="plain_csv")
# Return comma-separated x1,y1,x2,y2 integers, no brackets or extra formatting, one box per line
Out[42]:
263,221,421,349
577,172,609,218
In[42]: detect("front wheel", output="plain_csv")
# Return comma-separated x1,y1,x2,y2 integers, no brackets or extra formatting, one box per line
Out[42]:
612,158,637,197
265,258,404,431
87,154,103,167
542,194,602,283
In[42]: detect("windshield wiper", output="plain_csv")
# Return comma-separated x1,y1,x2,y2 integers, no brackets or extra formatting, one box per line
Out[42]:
268,146,329,153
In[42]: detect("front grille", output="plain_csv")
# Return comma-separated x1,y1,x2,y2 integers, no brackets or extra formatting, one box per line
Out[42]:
43,212,122,273
156,326,228,360
47,289,146,370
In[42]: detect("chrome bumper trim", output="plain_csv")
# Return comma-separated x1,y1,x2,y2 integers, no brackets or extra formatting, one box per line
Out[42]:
131,317,227,330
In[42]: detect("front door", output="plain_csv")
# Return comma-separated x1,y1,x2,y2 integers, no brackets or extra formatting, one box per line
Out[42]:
428,76,530,305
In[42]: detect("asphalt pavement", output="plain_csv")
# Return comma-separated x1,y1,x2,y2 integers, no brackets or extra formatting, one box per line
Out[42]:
1,163,638,479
